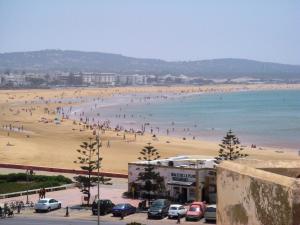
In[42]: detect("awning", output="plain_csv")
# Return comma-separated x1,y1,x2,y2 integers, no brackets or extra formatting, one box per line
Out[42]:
167,181,195,187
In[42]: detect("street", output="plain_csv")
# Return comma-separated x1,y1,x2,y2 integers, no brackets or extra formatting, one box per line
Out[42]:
0,216,124,225
0,214,212,225
0,209,213,225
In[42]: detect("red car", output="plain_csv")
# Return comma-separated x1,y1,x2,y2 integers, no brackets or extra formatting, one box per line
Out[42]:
185,201,206,221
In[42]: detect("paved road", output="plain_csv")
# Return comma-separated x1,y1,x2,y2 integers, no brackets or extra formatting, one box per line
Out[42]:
0,212,213,225
0,217,125,225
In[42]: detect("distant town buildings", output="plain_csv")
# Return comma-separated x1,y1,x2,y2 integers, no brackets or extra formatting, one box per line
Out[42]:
1,70,286,88
0,71,215,88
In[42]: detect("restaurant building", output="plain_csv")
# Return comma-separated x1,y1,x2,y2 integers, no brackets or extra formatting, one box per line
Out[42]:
128,155,216,203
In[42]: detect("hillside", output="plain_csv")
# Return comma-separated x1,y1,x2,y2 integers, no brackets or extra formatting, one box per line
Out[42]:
1,50,300,79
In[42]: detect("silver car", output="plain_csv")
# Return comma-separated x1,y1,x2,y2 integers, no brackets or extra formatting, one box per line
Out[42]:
34,198,62,212
204,204,216,222
168,204,187,219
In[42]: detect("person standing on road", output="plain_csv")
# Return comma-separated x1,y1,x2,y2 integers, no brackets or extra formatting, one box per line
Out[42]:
177,213,181,224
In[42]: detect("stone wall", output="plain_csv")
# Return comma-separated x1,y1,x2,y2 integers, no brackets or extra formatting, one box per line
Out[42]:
217,161,300,225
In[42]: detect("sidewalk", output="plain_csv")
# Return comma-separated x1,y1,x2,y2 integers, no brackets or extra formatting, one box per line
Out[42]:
0,178,139,208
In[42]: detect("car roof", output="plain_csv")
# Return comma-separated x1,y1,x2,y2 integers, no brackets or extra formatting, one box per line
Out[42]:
170,204,183,207
206,204,216,208
115,203,126,206
39,198,52,201
153,199,168,203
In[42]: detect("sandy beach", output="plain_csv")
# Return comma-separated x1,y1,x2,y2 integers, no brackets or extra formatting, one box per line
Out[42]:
1,84,300,174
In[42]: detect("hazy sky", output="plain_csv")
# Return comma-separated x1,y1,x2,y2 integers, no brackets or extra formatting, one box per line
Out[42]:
0,0,299,64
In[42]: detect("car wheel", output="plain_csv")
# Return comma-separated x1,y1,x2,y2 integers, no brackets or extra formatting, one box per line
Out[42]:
35,209,39,213
58,204,61,209
47,207,51,212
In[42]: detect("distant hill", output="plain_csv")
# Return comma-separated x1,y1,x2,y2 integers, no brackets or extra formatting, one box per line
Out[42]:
1,49,300,79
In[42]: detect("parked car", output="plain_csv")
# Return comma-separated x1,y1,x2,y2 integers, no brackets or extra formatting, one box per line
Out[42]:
168,204,187,219
112,203,136,217
34,198,61,212
204,204,216,222
92,199,115,215
147,199,171,219
185,201,206,221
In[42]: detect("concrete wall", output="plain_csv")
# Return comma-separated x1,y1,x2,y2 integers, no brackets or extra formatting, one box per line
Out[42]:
217,161,300,225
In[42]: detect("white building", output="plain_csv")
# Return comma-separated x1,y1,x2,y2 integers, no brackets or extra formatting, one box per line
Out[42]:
128,155,216,203
82,73,116,86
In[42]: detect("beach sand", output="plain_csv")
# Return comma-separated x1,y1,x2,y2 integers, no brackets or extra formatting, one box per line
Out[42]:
1,84,300,174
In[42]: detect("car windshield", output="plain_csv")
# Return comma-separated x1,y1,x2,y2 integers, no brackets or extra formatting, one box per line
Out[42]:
38,200,48,203
189,206,200,212
114,204,125,209
206,207,216,212
170,206,178,210
151,200,164,207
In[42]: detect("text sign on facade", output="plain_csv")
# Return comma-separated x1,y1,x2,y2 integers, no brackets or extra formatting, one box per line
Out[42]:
171,172,196,182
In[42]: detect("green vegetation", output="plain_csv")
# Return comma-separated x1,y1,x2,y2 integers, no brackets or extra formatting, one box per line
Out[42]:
215,129,248,163
136,143,165,201
73,137,111,206
0,173,72,194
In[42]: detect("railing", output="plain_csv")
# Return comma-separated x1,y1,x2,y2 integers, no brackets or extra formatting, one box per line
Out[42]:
0,184,75,199
0,163,128,178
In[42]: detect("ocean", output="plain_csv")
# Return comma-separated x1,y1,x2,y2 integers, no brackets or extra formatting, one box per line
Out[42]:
72,90,300,149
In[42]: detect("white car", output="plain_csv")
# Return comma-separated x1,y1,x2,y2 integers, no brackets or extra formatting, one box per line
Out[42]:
204,204,216,222
168,204,187,219
34,198,62,212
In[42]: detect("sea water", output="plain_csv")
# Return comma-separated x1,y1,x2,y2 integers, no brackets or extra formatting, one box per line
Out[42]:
73,90,300,149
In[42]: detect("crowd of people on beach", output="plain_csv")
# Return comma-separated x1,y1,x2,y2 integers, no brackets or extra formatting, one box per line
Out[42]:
50,92,208,142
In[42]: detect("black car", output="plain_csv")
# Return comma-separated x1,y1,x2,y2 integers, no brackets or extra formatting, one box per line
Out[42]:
92,199,115,215
147,199,171,219
112,203,136,217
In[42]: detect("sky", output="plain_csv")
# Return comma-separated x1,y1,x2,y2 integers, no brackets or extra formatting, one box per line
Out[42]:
0,0,299,64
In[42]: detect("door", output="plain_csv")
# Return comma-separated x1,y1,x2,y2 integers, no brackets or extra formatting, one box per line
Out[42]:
181,188,188,203
49,199,55,209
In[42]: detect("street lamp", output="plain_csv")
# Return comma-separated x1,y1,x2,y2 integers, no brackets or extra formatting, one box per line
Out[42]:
95,130,101,225
26,169,29,204
25,169,34,204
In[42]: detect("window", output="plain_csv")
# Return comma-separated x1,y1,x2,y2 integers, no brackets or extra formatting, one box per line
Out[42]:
38,200,47,204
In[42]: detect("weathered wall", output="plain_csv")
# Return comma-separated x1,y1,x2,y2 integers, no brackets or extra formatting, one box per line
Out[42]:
259,168,300,178
217,161,300,225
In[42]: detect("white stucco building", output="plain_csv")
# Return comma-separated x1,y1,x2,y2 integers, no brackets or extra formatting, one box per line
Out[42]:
128,155,216,203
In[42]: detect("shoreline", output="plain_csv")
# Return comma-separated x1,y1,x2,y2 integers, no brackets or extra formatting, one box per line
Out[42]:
1,84,300,174
66,88,300,151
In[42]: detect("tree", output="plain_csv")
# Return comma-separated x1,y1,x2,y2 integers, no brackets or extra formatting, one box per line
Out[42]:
215,129,248,163
73,137,111,206
137,143,165,202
